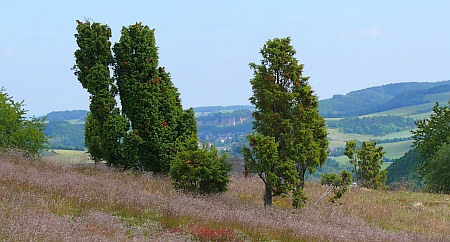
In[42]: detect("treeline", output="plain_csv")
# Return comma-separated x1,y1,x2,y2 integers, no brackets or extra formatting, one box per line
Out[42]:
319,81,450,118
385,149,422,191
327,115,415,136
194,105,253,113
370,137,413,144
44,110,87,122
196,109,253,124
43,121,85,150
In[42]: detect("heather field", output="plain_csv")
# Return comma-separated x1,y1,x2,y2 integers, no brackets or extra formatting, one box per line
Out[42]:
1,151,450,241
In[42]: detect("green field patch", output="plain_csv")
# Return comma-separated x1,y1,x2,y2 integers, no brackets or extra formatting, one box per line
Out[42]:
327,128,375,148
379,140,413,160
377,130,412,139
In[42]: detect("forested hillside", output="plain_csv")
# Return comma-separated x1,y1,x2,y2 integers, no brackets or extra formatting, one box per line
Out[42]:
326,115,416,136
44,110,87,122
319,81,450,117
386,149,422,190
44,121,85,150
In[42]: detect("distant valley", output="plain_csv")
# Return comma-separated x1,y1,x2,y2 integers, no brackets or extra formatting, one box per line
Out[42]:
42,80,450,161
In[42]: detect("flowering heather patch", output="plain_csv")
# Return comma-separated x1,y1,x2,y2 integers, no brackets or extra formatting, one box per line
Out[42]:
0,150,449,241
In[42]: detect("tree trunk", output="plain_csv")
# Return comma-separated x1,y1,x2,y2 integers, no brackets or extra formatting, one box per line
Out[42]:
263,184,273,208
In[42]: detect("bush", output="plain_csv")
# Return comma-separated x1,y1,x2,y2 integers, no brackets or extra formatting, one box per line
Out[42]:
320,170,353,203
169,136,232,194
0,87,47,156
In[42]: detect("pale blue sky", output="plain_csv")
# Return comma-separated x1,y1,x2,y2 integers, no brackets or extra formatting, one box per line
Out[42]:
1,1,449,116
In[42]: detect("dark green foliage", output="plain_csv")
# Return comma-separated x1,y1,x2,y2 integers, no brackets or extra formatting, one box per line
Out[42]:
412,102,450,163
421,141,450,193
386,149,423,191
73,21,128,164
345,140,387,189
412,102,450,193
320,170,353,203
0,88,48,156
43,121,85,150
170,135,232,194
113,22,196,173
242,133,299,207
327,115,416,136
319,81,450,118
244,37,328,208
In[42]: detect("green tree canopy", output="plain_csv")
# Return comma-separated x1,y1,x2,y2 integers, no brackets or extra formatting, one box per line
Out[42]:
73,21,128,164
169,135,232,194
243,37,328,208
345,140,387,189
113,22,197,173
0,88,48,155
411,102,450,193
74,21,200,176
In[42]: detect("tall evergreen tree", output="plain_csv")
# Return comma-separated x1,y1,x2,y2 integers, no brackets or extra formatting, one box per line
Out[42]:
244,37,328,208
73,21,128,164
113,23,196,173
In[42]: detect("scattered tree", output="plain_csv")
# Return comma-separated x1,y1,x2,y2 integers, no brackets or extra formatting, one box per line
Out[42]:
320,170,353,203
169,135,232,194
411,102,450,193
0,87,48,156
244,37,328,208
242,132,298,207
420,140,450,193
345,140,387,189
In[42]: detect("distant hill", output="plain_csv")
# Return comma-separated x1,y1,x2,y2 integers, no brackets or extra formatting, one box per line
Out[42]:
44,110,88,123
319,80,450,117
193,105,254,114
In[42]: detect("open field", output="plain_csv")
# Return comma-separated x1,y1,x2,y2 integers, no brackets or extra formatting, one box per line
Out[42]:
44,149,91,164
1,150,449,241
381,140,414,160
364,92,450,119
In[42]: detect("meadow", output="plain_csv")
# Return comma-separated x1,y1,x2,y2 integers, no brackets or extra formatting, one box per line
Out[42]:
1,150,449,241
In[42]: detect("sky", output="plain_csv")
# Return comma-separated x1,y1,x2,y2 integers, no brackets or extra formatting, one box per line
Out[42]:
1,1,450,116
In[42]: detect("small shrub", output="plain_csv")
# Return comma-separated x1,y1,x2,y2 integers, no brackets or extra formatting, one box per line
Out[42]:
320,170,353,203
169,136,232,194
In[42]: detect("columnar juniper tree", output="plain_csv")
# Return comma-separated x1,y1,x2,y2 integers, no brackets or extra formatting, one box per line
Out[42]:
113,23,197,173
74,21,231,193
243,37,328,208
73,21,128,165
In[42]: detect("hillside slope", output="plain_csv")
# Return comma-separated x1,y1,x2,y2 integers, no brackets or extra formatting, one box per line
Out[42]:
319,80,450,117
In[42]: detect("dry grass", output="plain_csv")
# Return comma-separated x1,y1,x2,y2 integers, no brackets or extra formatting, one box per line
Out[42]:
0,150,449,241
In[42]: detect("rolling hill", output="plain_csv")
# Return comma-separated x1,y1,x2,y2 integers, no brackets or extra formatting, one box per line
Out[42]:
41,81,450,160
319,80,450,117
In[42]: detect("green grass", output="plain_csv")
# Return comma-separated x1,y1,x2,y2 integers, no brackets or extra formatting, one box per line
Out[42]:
364,92,450,119
380,140,413,160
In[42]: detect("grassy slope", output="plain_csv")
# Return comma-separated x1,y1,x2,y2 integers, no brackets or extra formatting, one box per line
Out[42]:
1,151,449,241
326,91,450,161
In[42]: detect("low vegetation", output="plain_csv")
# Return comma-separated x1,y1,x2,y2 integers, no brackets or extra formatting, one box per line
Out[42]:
1,150,449,241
